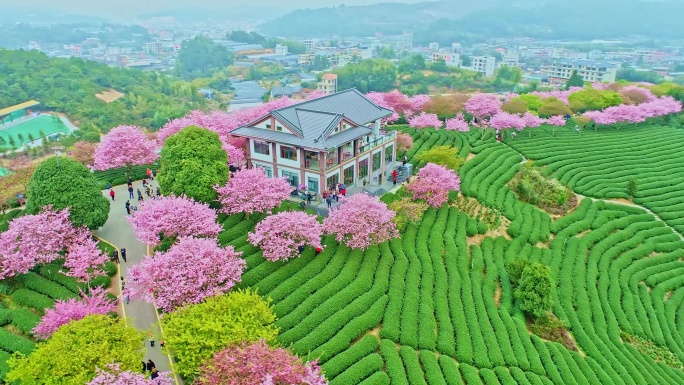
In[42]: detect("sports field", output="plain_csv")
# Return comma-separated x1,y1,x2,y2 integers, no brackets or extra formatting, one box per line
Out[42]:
0,115,72,147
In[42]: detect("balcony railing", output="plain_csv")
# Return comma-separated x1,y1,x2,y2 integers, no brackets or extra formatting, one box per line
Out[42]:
359,131,396,154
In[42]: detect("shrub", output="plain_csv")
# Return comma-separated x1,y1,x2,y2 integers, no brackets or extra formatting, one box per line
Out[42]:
514,263,553,318
11,289,55,311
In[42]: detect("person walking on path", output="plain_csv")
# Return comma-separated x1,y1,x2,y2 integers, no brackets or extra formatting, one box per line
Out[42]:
137,189,144,203
121,276,129,304
306,192,312,205
125,201,131,215
112,249,119,264
149,333,155,347
109,189,115,201
145,186,152,198
146,168,154,180
127,176,132,185
128,185,134,199
150,368,160,380
120,247,127,263
156,187,161,199
402,155,407,166
326,195,332,209
146,359,156,372
141,361,147,373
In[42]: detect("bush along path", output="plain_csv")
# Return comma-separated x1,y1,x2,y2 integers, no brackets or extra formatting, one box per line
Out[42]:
94,182,182,385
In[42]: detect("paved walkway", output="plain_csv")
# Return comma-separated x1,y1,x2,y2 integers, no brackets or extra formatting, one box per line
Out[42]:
94,181,182,384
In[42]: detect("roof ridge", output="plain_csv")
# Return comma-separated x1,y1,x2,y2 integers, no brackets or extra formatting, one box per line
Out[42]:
294,107,344,117
270,88,358,113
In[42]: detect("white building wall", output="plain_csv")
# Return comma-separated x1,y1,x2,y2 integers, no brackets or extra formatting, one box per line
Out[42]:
276,143,301,169
250,140,273,163
304,172,321,193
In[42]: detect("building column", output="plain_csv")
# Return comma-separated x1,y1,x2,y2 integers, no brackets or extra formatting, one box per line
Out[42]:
271,143,278,177
300,148,306,188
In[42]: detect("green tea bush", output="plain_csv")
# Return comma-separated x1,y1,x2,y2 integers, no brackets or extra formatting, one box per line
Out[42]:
11,289,55,310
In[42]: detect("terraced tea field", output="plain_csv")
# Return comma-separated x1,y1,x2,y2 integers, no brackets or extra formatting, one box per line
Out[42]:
218,125,684,384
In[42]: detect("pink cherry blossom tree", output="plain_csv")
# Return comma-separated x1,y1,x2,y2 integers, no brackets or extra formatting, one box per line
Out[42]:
445,113,470,132
323,193,398,250
304,90,327,100
406,163,461,207
197,340,328,385
157,98,294,144
522,112,544,138
214,167,293,217
33,287,116,340
222,140,246,168
408,112,443,129
465,94,503,122
127,195,221,245
88,364,173,385
248,211,323,261
125,237,245,312
489,112,526,133
92,126,159,173
396,132,414,152
0,207,106,281
545,115,567,136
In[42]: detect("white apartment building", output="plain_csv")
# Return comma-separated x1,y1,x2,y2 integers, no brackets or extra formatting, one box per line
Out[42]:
275,44,289,56
469,56,497,77
317,74,338,94
432,51,461,67
304,39,318,52
146,42,163,54
548,59,619,86
502,51,520,67
428,42,440,51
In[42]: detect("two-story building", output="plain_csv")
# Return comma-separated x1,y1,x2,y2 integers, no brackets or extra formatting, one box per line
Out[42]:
231,89,397,194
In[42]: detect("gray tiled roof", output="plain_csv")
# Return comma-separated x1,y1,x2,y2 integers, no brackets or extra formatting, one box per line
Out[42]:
233,89,393,151
233,125,372,151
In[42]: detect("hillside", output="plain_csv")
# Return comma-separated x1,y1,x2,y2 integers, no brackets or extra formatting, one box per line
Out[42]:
260,0,684,40
0,50,201,131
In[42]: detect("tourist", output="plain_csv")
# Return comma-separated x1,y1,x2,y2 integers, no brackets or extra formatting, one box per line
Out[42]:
142,179,147,188
160,340,166,349
109,189,115,201
141,361,147,372
299,201,306,210
315,247,322,254
145,186,151,198
112,249,119,264
149,333,155,347
393,175,397,186
326,195,332,208
150,368,160,380
125,200,131,215
575,125,580,134
137,189,144,203
128,185,134,199
306,192,313,205
298,245,305,254
127,176,132,185
146,359,156,371
402,155,407,166
156,187,161,198
146,168,154,180
105,182,111,190
511,131,517,139
120,247,127,262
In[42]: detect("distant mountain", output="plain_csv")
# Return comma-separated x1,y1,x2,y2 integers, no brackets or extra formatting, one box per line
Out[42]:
0,6,108,24
259,0,684,41
257,0,511,38
138,6,291,23
415,0,684,43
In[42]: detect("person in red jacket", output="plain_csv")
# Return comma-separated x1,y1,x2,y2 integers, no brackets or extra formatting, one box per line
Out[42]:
109,189,115,201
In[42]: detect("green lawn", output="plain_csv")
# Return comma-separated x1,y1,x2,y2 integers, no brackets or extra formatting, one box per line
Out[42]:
0,115,71,147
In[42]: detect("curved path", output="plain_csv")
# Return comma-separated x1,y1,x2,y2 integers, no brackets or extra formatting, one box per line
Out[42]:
94,181,182,384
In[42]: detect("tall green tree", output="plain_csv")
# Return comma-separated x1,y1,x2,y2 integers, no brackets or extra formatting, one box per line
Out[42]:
514,262,553,318
175,36,234,80
26,156,110,229
311,55,330,71
334,59,397,93
566,69,585,88
158,126,228,202
6,315,144,385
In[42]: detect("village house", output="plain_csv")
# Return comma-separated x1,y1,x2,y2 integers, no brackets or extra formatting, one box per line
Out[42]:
231,89,397,194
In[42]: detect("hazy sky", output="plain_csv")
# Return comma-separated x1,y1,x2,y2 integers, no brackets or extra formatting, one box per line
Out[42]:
0,0,427,18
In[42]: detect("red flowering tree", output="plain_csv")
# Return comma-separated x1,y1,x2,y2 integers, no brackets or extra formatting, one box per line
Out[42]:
68,141,97,167
197,340,327,385
92,126,159,172
88,364,173,385
0,207,106,281
396,132,414,152
33,287,116,340
214,167,293,217
127,194,221,245
408,112,443,129
125,237,245,312
406,163,461,207
445,113,470,132
323,193,398,250
248,211,323,261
